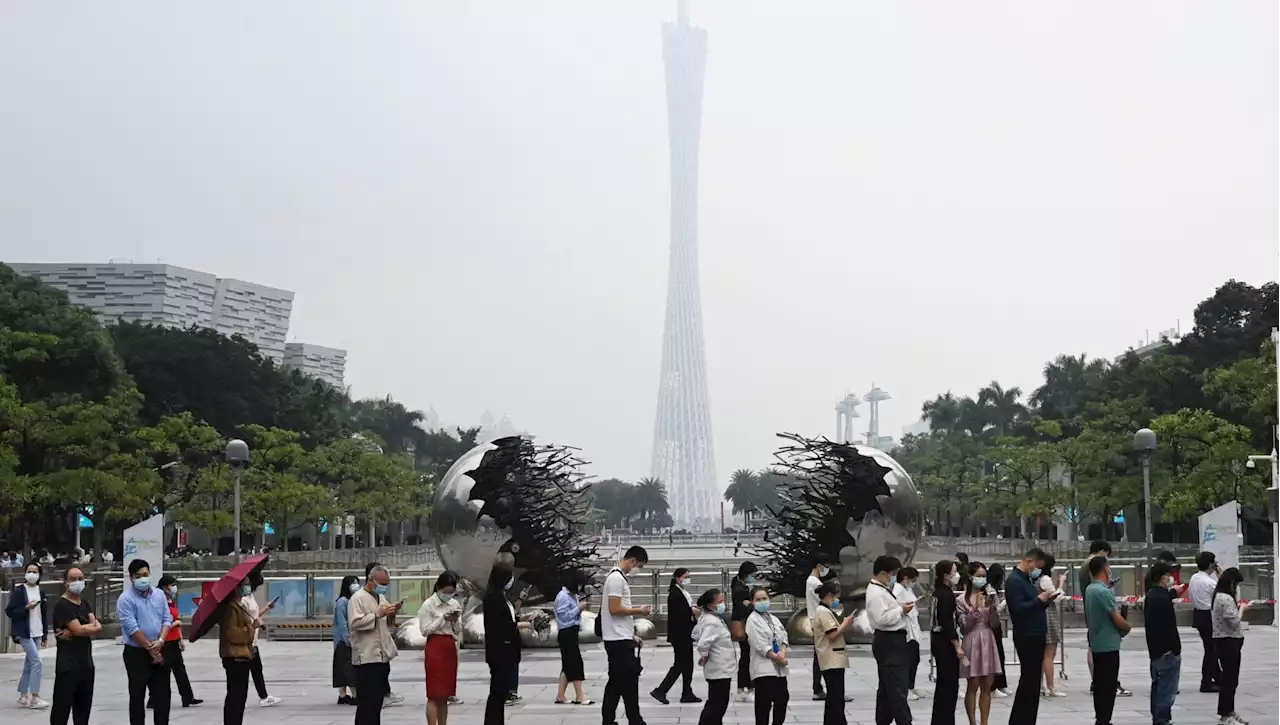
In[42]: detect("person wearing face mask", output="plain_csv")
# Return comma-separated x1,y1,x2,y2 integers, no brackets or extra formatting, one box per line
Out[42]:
804,554,834,701
813,580,854,725
554,569,593,705
730,561,759,702
929,560,962,725
601,545,652,725
118,559,173,725
150,574,201,709
866,556,912,725
1004,548,1059,725
239,580,282,708
746,586,790,725
350,565,400,725
418,571,462,725
50,567,100,725
1144,562,1181,725
1085,556,1131,725
693,588,736,725
891,567,923,700
958,563,1001,725
219,571,261,725
652,567,701,705
364,561,407,708
1034,554,1067,698
482,563,528,725
332,575,360,705
6,562,50,709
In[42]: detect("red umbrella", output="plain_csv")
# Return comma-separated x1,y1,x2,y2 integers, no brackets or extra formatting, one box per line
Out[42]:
188,554,269,642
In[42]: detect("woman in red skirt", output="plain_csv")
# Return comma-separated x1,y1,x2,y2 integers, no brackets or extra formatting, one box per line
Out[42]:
417,571,462,725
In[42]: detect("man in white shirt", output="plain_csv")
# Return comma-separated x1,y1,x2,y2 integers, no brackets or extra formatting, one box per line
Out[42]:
601,546,652,725
805,554,833,701
1189,551,1222,692
866,555,913,725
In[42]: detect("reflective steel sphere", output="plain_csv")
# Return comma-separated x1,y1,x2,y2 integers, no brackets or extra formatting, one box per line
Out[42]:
634,617,657,641
430,441,513,592
786,610,815,645
836,445,922,604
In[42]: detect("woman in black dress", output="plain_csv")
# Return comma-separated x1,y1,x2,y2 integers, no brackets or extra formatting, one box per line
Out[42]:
730,562,758,702
930,560,962,725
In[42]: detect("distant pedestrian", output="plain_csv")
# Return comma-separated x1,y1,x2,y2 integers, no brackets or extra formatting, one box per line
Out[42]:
333,575,359,705
6,562,50,709
50,567,99,725
693,588,736,725
1144,562,1181,725
417,571,462,725
1210,568,1247,725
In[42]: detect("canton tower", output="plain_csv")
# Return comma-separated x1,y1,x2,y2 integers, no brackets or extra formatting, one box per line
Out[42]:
651,0,717,530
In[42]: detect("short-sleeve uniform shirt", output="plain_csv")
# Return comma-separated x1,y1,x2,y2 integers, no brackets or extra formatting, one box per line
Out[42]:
812,606,846,670
601,569,634,641
1084,581,1121,653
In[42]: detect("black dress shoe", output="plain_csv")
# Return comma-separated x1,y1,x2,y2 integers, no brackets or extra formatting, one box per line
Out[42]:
813,692,827,701
649,690,669,705
1200,684,1221,693
680,694,702,703
146,701,154,709
183,699,204,707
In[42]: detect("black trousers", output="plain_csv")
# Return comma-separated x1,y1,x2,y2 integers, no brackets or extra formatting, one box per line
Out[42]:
50,668,94,725
485,661,514,725
906,640,920,690
737,639,753,690
160,641,196,704
872,630,911,725
752,675,789,725
822,669,847,725
1215,637,1243,717
249,647,269,699
1192,609,1220,687
222,658,251,725
602,640,644,725
1091,650,1120,725
1009,634,1046,725
992,631,1007,691
813,649,825,695
353,662,390,725
930,640,959,725
656,639,695,697
698,679,731,725
123,645,170,725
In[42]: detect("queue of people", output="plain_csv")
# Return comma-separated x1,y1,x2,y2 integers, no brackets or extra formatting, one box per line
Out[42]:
5,542,1262,725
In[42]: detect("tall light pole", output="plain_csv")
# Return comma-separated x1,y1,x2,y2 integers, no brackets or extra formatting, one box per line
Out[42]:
1134,428,1157,551
226,439,250,562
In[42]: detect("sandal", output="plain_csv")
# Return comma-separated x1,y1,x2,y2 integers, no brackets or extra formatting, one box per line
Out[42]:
572,700,595,705
555,699,570,705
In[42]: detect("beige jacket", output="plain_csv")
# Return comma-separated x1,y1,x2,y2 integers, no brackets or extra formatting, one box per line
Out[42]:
349,588,399,665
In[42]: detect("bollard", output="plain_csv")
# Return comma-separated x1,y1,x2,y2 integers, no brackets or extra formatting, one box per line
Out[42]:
0,590,10,654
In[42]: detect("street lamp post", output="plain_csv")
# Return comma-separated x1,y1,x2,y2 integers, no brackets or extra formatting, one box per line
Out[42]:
226,439,250,562
1134,428,1158,552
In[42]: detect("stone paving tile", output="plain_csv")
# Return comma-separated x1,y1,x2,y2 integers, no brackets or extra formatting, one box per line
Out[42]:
1,627,1275,723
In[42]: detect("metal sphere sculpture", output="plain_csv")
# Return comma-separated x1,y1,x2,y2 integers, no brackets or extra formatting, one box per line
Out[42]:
758,433,921,640
430,435,597,604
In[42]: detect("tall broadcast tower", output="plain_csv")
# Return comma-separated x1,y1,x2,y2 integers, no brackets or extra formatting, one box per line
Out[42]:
650,0,717,530
864,385,891,447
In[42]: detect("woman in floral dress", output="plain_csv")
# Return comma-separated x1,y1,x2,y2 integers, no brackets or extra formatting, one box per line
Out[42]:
957,563,1001,725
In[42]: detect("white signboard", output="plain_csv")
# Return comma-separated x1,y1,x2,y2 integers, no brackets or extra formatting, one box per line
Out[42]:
122,514,164,584
1199,501,1239,570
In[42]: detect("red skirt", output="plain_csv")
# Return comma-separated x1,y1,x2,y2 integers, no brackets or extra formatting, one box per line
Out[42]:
425,634,458,699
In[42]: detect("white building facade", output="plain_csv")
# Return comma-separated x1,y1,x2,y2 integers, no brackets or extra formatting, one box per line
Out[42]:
283,342,347,388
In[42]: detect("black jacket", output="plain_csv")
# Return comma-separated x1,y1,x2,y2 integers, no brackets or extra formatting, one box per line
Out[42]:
666,585,694,644
1143,586,1181,659
730,579,751,623
482,591,519,665
4,583,48,641
930,587,959,645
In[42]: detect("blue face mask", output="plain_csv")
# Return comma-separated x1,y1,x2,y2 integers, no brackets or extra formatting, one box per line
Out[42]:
239,585,251,597
133,577,152,592
1029,568,1041,580
714,602,726,615
972,577,988,590
831,598,841,610
753,601,770,613
745,575,756,586
374,584,389,596
439,592,454,602
349,583,360,594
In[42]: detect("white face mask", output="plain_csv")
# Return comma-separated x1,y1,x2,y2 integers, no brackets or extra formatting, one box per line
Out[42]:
24,572,39,584
949,572,961,587
818,566,830,578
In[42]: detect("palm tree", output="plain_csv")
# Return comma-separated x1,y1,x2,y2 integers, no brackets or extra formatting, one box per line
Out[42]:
348,395,427,456
921,392,962,432
1031,354,1110,421
724,469,759,527
977,381,1027,437
633,477,669,532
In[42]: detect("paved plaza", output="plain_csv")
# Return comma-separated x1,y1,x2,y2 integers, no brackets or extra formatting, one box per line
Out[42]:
2,627,1275,724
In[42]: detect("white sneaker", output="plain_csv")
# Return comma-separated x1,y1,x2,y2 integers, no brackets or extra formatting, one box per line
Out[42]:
259,696,282,707
993,689,1010,698
907,689,921,701
736,690,753,703
1048,689,1067,698
1230,714,1250,725
27,698,50,710
16,695,29,708
385,691,405,706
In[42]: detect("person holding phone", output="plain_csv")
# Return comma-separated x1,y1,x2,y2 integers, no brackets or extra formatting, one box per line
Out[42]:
6,562,49,710
418,571,462,725
1190,551,1223,693
350,565,400,725
150,575,202,709
240,583,282,708
1006,548,1059,725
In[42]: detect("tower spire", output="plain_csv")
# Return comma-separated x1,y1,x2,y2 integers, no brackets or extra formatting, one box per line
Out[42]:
677,0,690,25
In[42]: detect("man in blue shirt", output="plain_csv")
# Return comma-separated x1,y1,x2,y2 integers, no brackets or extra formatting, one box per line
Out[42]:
1003,548,1058,725
117,559,173,725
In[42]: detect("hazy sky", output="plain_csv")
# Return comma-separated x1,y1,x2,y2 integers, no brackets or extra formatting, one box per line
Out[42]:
2,2,1276,489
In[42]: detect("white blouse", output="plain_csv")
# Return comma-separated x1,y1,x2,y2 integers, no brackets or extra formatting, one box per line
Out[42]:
417,593,463,642
746,611,790,680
